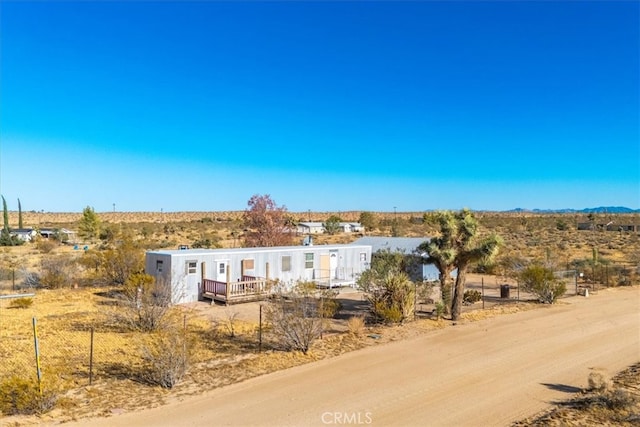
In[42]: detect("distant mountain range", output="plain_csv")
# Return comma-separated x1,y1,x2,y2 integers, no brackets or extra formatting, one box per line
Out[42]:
505,206,640,214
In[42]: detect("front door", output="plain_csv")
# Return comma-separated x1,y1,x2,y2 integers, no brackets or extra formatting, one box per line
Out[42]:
330,250,338,278
319,254,330,280
216,260,229,282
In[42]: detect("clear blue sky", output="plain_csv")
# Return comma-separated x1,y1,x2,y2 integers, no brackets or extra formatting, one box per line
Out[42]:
1,1,638,213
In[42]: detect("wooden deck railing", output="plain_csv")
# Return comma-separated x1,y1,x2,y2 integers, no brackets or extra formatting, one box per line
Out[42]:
203,276,269,302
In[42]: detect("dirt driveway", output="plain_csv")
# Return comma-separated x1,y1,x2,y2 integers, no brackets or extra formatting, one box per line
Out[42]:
62,285,639,427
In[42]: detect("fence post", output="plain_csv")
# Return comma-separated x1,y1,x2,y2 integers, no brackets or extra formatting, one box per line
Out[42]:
259,305,263,353
89,327,94,385
481,277,484,310
414,282,417,320
32,317,43,395
183,314,187,366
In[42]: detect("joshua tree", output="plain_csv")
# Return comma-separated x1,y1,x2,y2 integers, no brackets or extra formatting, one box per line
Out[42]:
418,211,457,314
421,209,502,321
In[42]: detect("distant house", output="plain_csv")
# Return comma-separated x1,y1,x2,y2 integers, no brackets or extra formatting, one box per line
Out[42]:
39,228,77,243
145,244,372,304
339,222,365,233
297,222,326,234
351,236,456,283
10,228,37,242
577,222,639,232
297,222,365,235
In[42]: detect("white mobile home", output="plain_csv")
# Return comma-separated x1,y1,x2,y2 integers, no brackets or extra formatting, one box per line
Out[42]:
145,244,372,304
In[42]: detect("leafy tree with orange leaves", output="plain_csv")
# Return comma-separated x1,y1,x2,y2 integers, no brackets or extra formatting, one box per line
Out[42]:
242,194,293,247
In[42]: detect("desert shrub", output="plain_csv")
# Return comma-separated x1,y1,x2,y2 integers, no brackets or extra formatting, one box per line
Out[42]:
588,371,611,392
9,297,33,309
463,289,482,304
519,264,566,304
602,387,637,410
346,316,365,336
0,376,57,415
318,288,342,318
372,301,404,323
36,239,58,254
39,255,77,289
222,308,240,338
265,282,324,354
359,270,415,324
20,269,39,289
81,235,145,286
115,273,173,332
434,301,446,320
139,327,189,389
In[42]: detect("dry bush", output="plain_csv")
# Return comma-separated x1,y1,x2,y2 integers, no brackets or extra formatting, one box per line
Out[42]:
0,376,58,415
222,308,240,338
139,326,190,389
265,282,324,354
36,239,58,254
114,273,174,332
39,255,77,289
588,371,612,393
346,316,365,336
9,297,33,309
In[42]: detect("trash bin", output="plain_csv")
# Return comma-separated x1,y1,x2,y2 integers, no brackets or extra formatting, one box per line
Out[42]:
500,284,510,299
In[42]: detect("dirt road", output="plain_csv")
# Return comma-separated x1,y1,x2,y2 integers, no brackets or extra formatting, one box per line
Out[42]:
65,287,639,427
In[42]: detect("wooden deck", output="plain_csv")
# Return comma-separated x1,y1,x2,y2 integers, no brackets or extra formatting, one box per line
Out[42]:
202,275,271,304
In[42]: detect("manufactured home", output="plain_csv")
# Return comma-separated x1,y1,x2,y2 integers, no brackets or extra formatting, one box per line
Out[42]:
145,244,372,305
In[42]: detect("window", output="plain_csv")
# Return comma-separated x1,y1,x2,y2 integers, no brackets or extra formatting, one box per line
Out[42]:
282,256,291,272
242,259,255,270
360,252,367,262
186,261,197,275
156,260,163,273
305,253,314,269
219,263,226,275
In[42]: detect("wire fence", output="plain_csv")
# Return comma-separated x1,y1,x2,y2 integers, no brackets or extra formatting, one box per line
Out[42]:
1,320,156,389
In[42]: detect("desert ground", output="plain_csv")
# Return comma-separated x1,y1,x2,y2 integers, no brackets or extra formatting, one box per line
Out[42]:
1,211,638,426
59,285,639,427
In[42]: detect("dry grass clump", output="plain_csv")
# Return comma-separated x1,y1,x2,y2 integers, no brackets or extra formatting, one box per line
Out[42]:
8,297,33,309
0,376,59,416
346,316,366,336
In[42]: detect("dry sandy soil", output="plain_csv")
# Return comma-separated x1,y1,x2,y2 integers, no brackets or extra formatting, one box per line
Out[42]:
43,285,639,427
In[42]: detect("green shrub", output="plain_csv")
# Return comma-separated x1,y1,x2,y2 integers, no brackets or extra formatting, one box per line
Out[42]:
372,301,404,324
519,264,567,304
0,376,57,415
463,290,482,304
434,301,446,320
9,297,33,309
